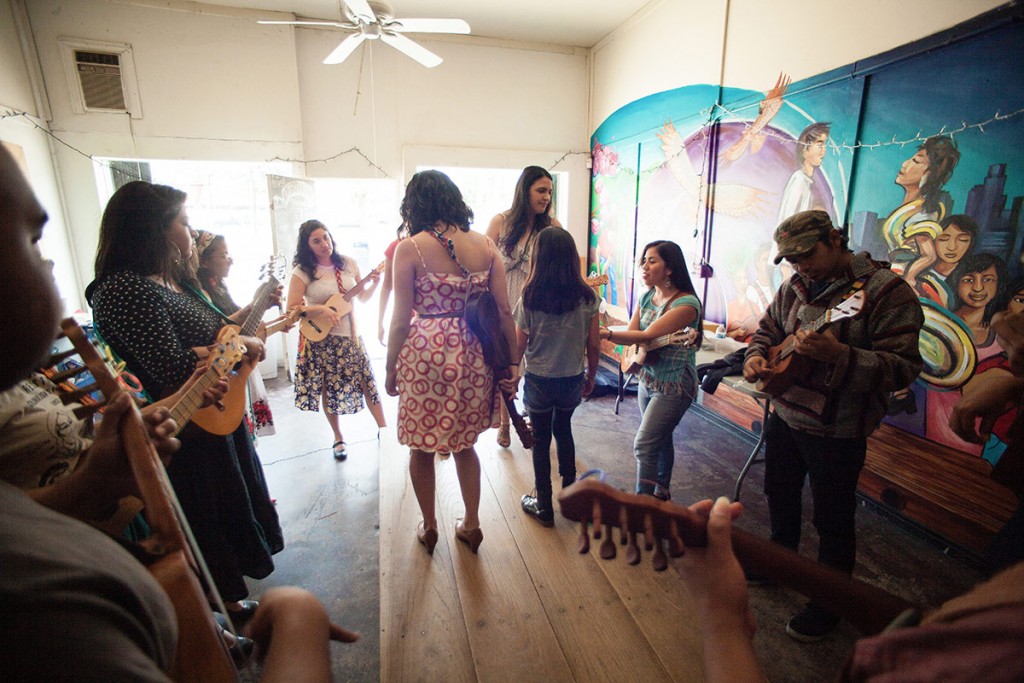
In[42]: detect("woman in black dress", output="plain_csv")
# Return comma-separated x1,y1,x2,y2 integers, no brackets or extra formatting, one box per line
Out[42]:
87,181,283,609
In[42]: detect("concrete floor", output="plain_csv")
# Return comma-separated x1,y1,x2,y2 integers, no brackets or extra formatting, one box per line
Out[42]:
249,358,986,682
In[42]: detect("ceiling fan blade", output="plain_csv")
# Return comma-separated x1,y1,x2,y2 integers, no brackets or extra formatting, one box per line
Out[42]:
387,18,471,34
323,33,367,65
380,32,442,68
258,20,351,28
344,0,377,23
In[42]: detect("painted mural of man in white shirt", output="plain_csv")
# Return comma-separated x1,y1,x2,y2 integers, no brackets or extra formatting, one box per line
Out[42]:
777,121,832,224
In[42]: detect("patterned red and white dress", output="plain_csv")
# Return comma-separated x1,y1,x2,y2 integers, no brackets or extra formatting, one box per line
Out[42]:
395,267,499,453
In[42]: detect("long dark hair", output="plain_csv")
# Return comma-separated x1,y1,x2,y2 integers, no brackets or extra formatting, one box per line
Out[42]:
950,252,1006,326
640,240,703,345
521,228,595,316
94,181,188,281
197,233,240,314
400,170,473,236
500,166,554,257
293,219,345,282
919,136,960,215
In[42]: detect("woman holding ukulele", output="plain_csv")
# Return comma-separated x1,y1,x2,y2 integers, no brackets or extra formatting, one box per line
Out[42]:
486,165,561,447
87,181,283,617
500,228,600,526
287,219,386,461
599,240,702,501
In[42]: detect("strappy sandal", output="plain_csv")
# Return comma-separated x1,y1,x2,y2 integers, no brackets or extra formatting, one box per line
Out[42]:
332,440,348,461
497,423,511,448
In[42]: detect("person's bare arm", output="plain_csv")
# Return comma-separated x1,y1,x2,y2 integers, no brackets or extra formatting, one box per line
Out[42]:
378,257,395,344
677,497,766,683
385,242,417,396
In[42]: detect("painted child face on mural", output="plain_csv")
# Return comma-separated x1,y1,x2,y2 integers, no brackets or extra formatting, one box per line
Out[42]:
529,177,553,217
956,265,999,311
1006,288,1024,316
802,133,828,170
935,223,972,268
896,149,930,190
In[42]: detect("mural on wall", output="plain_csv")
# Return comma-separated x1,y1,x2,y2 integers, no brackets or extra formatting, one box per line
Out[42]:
588,15,1024,475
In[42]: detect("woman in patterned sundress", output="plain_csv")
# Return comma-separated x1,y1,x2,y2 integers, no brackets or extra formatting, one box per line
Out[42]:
287,220,385,461
386,170,516,556
485,166,561,447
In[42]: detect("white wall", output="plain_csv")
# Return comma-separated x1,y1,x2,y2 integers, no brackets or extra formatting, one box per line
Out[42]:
591,0,1009,131
8,0,592,303
0,0,81,312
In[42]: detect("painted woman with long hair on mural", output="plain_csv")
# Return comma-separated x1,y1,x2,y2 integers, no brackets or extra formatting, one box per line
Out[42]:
599,240,702,500
885,135,961,292
486,165,562,448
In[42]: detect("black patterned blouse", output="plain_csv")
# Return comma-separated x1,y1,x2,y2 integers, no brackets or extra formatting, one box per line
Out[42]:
90,271,224,399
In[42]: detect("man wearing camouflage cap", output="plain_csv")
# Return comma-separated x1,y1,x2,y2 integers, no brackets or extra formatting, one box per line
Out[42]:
743,210,924,642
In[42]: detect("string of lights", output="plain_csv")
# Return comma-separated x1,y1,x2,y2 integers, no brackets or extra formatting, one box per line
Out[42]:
708,102,1024,152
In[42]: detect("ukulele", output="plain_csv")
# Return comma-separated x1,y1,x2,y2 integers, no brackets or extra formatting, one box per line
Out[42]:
300,261,386,342
464,289,534,449
620,328,695,375
586,273,609,288
755,290,865,396
192,257,292,435
557,478,915,636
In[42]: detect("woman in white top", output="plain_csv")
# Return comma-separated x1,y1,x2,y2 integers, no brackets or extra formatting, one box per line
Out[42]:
485,165,561,447
287,219,385,460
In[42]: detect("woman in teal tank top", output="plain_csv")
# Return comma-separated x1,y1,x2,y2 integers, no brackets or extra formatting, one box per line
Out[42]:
599,241,702,499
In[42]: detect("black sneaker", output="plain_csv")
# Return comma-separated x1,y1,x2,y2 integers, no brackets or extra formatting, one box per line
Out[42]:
786,603,839,642
521,494,554,527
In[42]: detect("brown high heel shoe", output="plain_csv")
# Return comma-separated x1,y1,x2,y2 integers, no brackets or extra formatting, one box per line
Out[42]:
455,520,483,554
417,521,439,555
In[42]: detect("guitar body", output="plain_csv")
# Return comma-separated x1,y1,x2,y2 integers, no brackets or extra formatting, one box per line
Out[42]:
464,290,534,449
755,335,814,396
300,293,350,342
620,344,646,375
191,326,257,436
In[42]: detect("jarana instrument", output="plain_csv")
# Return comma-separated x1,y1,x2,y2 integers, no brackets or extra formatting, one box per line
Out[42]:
300,260,386,342
755,290,865,396
557,478,914,636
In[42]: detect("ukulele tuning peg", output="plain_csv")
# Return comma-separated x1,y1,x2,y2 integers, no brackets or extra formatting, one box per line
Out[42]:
642,512,656,551
651,539,668,572
618,507,630,546
590,500,603,538
599,525,617,560
667,519,685,558
625,531,641,566
577,522,591,554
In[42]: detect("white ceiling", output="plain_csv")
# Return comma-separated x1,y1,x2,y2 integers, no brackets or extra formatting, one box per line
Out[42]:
194,0,654,47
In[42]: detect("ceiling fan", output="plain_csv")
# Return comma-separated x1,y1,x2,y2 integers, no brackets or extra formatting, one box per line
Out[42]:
258,0,471,68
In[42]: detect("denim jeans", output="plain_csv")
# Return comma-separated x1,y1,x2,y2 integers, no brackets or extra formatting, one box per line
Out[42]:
634,378,694,495
524,373,584,498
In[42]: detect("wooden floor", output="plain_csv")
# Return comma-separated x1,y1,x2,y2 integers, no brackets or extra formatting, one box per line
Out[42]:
379,436,706,683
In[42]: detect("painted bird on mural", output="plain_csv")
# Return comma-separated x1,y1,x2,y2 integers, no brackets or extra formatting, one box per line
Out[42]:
656,120,770,219
720,72,792,165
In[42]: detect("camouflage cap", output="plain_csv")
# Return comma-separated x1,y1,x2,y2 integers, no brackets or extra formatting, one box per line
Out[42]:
773,210,833,264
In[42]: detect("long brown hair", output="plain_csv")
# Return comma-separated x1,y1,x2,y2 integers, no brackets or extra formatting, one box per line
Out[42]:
292,219,345,282
521,228,595,316
500,166,554,257
94,181,188,282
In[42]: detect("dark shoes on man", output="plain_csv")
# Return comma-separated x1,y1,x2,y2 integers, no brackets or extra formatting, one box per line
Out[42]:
786,603,839,642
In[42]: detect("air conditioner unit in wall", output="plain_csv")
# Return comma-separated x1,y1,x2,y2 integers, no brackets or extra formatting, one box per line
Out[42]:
75,51,127,111
58,38,143,118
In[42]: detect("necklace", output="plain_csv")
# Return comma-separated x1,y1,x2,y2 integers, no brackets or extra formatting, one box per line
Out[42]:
429,225,469,277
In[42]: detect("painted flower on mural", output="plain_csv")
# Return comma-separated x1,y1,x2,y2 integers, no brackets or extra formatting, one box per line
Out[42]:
592,142,620,177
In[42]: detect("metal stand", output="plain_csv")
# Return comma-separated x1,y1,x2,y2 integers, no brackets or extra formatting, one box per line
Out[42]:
733,392,770,502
